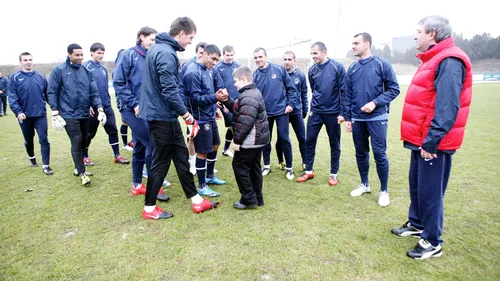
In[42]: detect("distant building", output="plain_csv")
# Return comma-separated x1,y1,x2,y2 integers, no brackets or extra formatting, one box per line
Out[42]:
392,35,414,54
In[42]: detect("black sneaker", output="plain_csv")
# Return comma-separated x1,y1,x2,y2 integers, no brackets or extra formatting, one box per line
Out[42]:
43,167,54,175
30,158,38,167
392,221,423,237
407,239,442,259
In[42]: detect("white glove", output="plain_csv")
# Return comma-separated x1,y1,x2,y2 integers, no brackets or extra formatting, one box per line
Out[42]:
97,108,107,126
51,110,66,130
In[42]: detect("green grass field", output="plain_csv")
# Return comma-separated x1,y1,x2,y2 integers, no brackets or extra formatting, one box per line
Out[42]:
1,84,499,281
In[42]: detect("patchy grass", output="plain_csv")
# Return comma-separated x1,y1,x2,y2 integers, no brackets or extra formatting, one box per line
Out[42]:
0,84,499,280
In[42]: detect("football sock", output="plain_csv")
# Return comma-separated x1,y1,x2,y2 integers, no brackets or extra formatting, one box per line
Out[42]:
206,151,217,179
109,134,120,157
196,158,207,187
144,205,155,212
191,194,203,204
120,125,128,145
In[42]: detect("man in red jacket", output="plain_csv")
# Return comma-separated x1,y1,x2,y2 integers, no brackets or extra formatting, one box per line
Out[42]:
392,15,472,259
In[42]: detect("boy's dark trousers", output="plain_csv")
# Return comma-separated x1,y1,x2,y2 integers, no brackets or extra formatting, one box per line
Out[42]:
232,147,264,206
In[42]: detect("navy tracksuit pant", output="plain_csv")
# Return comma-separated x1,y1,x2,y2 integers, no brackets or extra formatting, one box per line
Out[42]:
351,120,389,191
19,116,50,165
304,113,341,174
276,113,306,166
408,150,452,246
263,114,292,168
86,106,120,158
120,109,151,185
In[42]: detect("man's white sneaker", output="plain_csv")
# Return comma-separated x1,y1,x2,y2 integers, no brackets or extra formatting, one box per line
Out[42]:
350,184,371,197
285,169,295,180
222,150,234,158
261,167,271,176
378,191,390,207
122,145,134,151
162,178,171,187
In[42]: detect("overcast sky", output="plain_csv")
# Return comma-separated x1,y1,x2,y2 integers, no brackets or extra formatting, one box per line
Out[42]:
2,0,499,65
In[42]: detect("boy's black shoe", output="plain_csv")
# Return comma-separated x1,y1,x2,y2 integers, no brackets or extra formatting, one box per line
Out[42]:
392,221,423,237
233,201,257,209
30,158,38,167
407,239,442,259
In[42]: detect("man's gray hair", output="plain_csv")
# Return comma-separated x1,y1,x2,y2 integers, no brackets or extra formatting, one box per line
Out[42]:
418,15,452,43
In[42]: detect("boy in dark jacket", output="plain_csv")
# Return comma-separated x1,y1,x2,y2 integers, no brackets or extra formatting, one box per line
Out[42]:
216,66,270,209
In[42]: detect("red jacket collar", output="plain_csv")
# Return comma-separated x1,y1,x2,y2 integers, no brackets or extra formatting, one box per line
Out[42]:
417,37,455,62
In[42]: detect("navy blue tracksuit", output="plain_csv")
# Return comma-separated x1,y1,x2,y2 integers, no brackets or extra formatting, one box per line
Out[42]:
8,71,50,165
0,76,7,115
214,60,240,150
84,60,120,159
254,63,298,168
305,58,345,174
344,56,400,191
113,44,151,184
275,68,308,166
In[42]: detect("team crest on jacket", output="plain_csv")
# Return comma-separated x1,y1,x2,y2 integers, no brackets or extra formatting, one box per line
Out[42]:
204,123,210,131
294,78,299,85
271,73,277,79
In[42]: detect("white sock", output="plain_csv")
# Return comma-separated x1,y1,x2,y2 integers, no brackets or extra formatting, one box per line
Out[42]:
29,156,36,159
134,183,142,189
43,165,49,168
144,205,155,212
331,174,337,178
191,194,203,204
305,170,313,174
264,165,271,169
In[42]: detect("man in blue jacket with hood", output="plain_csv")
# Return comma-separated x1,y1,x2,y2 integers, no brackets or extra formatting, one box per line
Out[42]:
8,52,53,175
113,27,170,200
84,43,129,166
344,33,400,207
139,16,219,219
47,44,105,186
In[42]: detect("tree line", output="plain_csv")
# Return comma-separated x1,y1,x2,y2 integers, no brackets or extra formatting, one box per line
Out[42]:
347,33,500,65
